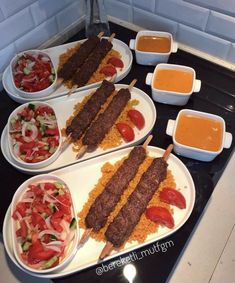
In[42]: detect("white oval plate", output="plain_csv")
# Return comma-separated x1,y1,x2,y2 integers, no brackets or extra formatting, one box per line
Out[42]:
2,38,133,104
3,146,195,278
0,84,156,174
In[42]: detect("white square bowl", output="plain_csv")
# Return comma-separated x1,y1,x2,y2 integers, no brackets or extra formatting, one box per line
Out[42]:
129,30,178,65
166,109,233,161
10,49,57,99
146,63,201,105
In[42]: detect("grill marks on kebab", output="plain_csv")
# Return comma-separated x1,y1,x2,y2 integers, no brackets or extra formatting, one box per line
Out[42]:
76,79,137,158
69,33,115,94
99,144,174,260
79,136,152,245
65,80,115,141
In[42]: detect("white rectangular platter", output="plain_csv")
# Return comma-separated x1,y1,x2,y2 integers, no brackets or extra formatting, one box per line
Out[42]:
2,38,133,104
3,146,195,278
1,84,156,174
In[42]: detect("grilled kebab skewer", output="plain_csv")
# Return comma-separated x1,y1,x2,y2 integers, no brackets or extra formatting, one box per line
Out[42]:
76,79,137,159
79,135,153,245
66,80,115,140
55,32,104,89
68,33,116,95
99,144,174,260
60,80,115,152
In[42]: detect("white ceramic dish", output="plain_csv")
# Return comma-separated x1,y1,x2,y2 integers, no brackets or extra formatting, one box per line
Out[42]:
10,174,79,274
166,109,233,161
145,63,201,105
3,146,195,278
1,84,156,174
129,30,178,65
10,50,57,99
3,38,133,104
7,101,62,169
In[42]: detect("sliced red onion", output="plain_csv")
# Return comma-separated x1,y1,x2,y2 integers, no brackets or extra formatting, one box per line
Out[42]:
43,244,61,253
27,61,35,69
60,219,70,234
45,240,64,246
22,122,38,142
13,142,21,157
20,198,34,203
15,211,23,221
38,229,60,239
22,191,35,199
43,193,58,204
45,216,54,230
63,230,75,246
41,56,50,62
22,75,37,83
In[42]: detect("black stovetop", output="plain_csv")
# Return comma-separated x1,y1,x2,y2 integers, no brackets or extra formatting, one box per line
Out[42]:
0,22,234,283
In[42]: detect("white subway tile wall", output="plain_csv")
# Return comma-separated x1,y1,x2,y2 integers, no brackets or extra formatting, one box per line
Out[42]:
106,0,235,64
0,0,84,74
1,0,235,78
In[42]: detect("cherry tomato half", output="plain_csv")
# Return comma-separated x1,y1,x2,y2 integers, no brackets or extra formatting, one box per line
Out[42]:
100,65,117,77
107,57,124,68
116,123,135,142
159,187,186,209
145,206,174,229
128,109,145,130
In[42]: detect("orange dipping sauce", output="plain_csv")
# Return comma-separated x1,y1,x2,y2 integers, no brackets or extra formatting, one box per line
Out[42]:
175,113,223,151
137,35,171,53
154,68,194,93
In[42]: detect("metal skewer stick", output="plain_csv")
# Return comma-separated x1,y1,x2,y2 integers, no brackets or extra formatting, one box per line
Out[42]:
98,143,174,260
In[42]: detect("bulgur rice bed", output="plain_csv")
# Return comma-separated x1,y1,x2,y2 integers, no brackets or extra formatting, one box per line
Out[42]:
58,42,122,89
62,89,140,152
78,155,176,247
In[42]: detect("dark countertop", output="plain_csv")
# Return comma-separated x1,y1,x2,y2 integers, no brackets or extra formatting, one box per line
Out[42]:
0,22,234,283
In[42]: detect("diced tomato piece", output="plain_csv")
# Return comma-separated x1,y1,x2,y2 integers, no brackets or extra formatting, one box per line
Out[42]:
20,141,36,153
116,123,135,142
159,187,186,209
19,219,28,239
35,106,54,116
32,199,52,215
31,212,46,230
56,192,72,207
28,240,56,264
57,203,71,216
107,57,124,68
44,182,56,191
28,184,43,196
145,206,174,229
20,220,28,234
47,137,59,148
128,109,145,130
50,210,64,232
16,228,22,238
45,128,59,136
99,65,117,77
12,202,29,219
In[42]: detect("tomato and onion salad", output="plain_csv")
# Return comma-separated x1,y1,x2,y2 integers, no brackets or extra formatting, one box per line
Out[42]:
9,103,60,164
12,52,55,93
12,180,77,270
